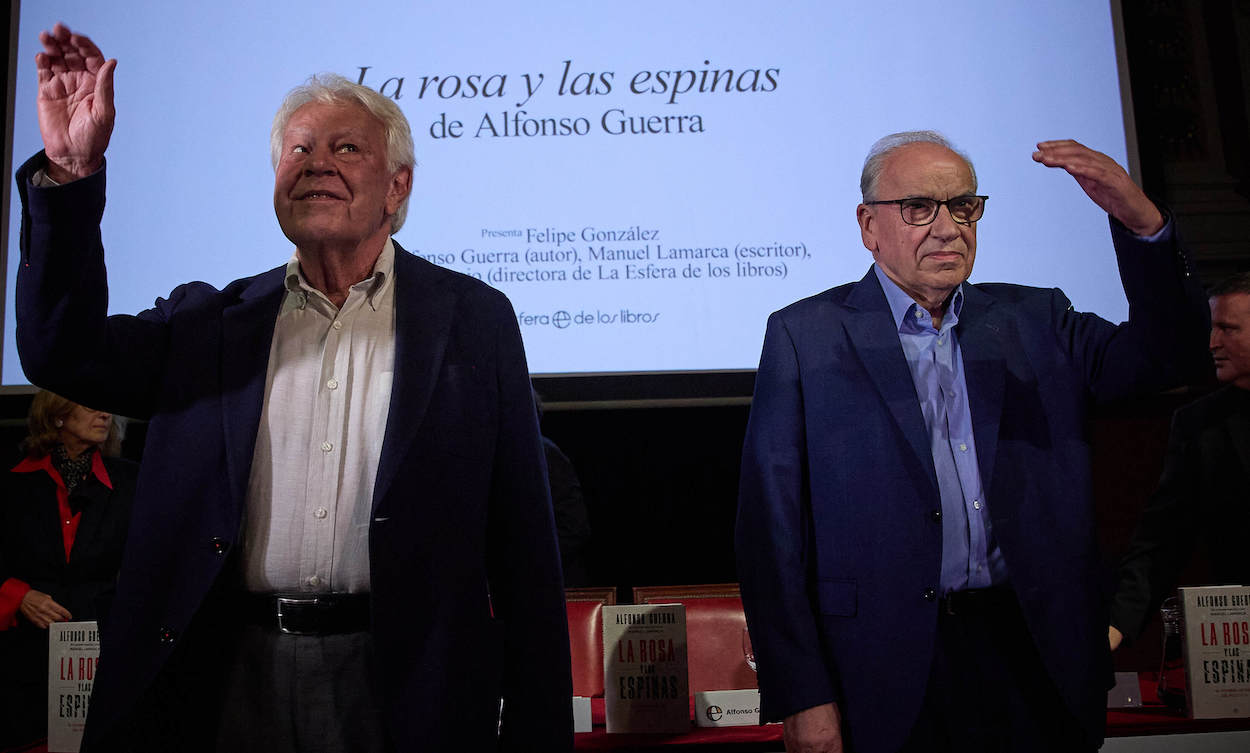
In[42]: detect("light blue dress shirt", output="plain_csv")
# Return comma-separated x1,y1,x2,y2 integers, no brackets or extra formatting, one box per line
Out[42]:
873,265,1008,594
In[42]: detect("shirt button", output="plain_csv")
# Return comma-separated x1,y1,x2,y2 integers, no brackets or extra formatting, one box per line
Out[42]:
332,321,343,330
948,389,958,398
314,507,328,519
923,588,937,602
959,443,968,452
929,510,942,523
326,378,339,390
308,576,321,587
321,441,333,452
210,537,229,555
158,627,177,644
973,500,982,510
65,520,72,525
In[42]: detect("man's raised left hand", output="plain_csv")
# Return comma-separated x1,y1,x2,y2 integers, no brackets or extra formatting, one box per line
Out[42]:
1032,139,1164,237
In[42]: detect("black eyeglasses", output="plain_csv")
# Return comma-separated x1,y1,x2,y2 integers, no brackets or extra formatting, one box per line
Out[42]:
865,195,988,226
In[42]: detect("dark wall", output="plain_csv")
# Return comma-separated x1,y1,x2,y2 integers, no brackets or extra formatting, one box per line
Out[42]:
1122,0,1250,282
541,403,749,597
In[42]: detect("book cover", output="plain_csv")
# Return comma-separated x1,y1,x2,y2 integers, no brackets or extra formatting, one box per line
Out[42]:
1179,585,1250,718
602,603,689,733
47,620,100,752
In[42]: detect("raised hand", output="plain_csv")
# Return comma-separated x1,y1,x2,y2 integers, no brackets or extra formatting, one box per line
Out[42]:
36,23,117,183
1032,139,1164,237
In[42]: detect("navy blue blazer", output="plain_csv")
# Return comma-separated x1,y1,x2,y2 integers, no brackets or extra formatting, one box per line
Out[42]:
736,225,1209,753
15,153,573,752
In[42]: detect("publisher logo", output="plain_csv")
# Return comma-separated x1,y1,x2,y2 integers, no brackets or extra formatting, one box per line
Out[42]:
705,705,723,722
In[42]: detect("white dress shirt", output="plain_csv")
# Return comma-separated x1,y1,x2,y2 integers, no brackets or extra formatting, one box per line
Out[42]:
241,240,397,593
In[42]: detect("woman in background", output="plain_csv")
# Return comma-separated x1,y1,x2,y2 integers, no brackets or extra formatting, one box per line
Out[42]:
0,391,137,748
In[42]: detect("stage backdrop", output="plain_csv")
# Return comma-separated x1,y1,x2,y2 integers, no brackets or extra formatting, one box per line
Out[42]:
4,0,1134,389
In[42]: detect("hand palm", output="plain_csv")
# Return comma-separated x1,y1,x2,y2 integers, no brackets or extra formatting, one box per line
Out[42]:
35,24,116,179
39,70,110,160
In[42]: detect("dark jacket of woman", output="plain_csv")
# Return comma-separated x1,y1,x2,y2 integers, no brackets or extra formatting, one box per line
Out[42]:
0,451,137,747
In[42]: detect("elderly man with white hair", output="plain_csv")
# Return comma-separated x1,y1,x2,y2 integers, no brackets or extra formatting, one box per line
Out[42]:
737,130,1210,753
16,23,571,753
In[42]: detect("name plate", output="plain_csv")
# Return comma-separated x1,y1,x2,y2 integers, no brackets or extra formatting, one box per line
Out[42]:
572,696,592,733
1106,671,1143,708
695,689,761,727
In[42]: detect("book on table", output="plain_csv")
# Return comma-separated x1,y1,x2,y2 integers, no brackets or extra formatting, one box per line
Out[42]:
1179,585,1250,719
602,603,689,733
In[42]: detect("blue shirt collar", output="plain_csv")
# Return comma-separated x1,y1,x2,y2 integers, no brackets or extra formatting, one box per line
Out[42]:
873,264,963,333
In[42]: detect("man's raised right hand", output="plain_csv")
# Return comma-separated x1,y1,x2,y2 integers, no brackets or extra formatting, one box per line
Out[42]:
36,23,116,183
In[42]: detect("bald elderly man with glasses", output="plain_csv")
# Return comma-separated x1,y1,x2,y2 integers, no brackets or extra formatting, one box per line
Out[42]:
736,132,1210,753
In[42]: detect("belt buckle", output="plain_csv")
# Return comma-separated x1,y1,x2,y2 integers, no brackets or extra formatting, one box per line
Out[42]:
275,596,322,635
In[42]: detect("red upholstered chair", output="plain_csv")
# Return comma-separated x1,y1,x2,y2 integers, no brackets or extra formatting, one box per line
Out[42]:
632,583,757,692
565,587,617,697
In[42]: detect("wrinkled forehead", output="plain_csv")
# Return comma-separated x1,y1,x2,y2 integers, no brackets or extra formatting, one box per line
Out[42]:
283,100,382,139
878,142,975,197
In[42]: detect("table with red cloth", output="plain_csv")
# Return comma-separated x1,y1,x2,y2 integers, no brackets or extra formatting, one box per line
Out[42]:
574,673,1250,751
3,674,1249,753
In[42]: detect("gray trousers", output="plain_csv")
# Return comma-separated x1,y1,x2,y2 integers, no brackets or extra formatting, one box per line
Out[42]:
214,625,392,753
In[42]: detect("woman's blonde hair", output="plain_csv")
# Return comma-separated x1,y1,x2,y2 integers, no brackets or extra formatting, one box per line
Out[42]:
21,390,121,458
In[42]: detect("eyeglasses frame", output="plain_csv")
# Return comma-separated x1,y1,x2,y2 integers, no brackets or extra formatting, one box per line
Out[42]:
863,195,989,226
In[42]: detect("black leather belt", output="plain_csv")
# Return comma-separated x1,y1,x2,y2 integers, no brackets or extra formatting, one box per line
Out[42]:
243,593,371,635
940,586,1015,616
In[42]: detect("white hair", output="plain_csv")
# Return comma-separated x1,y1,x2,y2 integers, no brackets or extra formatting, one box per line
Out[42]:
271,74,416,232
859,130,977,202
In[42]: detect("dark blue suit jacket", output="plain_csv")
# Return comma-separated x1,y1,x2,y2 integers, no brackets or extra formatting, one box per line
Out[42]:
15,153,573,752
736,224,1209,753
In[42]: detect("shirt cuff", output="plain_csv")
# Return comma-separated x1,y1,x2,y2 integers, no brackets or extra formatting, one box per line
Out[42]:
1108,204,1174,243
1136,215,1173,243
31,168,61,188
0,577,32,630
